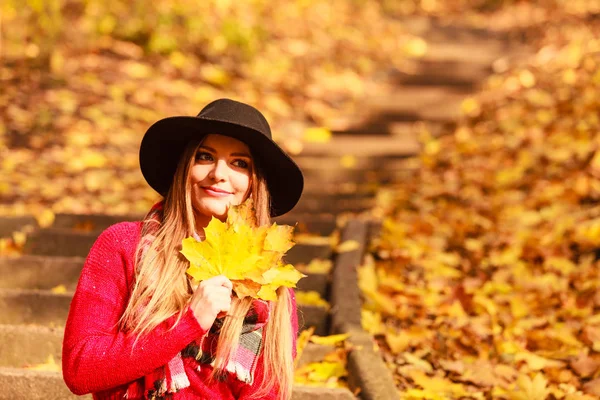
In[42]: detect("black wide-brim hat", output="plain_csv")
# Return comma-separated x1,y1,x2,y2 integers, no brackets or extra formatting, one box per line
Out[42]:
139,98,304,217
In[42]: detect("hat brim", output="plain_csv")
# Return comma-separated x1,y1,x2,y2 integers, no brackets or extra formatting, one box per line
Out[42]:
139,116,304,217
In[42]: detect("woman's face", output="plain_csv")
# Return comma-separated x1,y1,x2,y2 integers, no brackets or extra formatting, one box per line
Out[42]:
190,134,252,224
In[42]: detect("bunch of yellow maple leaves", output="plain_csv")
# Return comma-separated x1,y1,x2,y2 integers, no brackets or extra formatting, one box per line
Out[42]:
181,199,305,301
364,14,600,400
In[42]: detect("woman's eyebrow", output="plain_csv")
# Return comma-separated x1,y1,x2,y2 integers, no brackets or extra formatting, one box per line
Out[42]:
231,152,251,158
199,145,251,158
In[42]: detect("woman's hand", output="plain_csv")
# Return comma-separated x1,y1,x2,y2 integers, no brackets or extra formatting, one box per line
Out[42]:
189,275,233,331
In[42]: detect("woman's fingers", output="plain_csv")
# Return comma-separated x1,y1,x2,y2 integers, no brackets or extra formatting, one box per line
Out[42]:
190,276,233,330
198,275,233,291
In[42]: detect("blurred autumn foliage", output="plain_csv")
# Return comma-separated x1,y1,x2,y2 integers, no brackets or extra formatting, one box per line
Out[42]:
364,2,600,399
0,0,421,216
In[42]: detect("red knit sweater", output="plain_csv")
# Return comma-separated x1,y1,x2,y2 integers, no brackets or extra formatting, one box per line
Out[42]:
62,221,298,399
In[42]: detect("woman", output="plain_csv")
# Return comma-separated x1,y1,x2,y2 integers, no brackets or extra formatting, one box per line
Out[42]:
62,99,304,400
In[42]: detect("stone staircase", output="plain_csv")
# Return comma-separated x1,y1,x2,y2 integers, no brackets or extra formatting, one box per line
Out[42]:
0,156,392,400
0,15,530,400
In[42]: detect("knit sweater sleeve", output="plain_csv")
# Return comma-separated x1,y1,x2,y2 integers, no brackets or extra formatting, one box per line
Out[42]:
237,288,299,400
62,222,207,395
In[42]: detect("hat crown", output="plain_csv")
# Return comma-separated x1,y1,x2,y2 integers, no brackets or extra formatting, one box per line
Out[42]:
197,99,272,139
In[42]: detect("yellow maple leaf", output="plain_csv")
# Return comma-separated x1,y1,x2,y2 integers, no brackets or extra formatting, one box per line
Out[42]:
361,309,383,335
51,284,68,294
303,127,332,143
24,354,61,372
296,259,333,274
296,291,330,309
408,370,467,396
294,233,336,246
510,373,550,400
295,326,315,367
515,351,565,371
258,264,307,301
264,224,295,252
182,199,305,301
385,330,411,354
310,333,350,346
336,240,360,253
297,360,347,382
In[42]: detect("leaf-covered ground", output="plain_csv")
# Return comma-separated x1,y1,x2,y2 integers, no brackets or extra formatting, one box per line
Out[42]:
363,5,600,399
0,0,422,217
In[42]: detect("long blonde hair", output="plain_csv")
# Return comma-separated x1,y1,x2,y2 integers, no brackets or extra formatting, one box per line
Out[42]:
120,137,294,399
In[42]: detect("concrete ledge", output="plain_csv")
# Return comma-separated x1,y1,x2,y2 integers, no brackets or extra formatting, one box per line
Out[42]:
330,220,366,334
346,328,397,400
330,219,398,400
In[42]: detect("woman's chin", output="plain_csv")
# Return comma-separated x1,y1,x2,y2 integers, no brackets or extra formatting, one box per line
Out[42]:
194,202,227,221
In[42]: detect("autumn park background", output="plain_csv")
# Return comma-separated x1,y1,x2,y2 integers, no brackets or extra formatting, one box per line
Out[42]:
3,0,600,398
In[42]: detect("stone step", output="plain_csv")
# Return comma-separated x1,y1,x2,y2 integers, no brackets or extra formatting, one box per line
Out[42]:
0,216,37,237
298,342,337,366
398,15,510,44
299,167,409,184
0,255,84,291
0,368,92,400
294,196,375,214
421,39,507,65
0,325,334,370
301,135,420,157
293,155,414,170
0,288,329,335
0,367,355,399
0,254,329,295
364,86,469,120
49,213,338,236
390,59,491,89
21,229,334,264
0,324,64,368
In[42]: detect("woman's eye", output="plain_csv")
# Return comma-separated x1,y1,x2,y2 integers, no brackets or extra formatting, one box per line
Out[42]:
196,152,213,162
233,159,249,169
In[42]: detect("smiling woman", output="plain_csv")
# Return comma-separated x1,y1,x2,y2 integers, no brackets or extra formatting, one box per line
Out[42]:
61,99,304,400
191,135,253,227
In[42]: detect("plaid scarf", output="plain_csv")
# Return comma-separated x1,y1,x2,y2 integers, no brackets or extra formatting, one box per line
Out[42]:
126,202,271,400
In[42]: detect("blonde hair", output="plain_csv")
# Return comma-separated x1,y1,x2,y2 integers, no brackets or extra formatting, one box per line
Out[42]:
120,137,294,399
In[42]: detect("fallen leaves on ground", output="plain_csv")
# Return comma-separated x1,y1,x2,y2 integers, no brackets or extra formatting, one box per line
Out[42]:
365,11,600,400
1,0,420,218
294,330,350,388
294,233,338,248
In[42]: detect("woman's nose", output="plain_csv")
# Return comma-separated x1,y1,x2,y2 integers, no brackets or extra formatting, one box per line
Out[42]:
209,159,228,181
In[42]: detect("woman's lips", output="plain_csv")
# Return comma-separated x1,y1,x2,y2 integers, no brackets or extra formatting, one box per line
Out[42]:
202,187,232,197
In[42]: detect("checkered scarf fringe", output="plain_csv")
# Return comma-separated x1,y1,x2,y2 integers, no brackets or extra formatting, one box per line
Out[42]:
125,202,270,400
